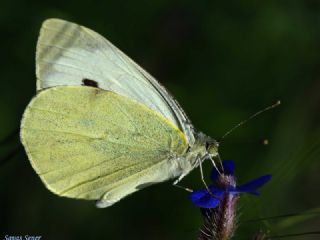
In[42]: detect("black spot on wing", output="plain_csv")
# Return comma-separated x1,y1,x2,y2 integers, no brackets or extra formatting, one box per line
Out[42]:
82,78,99,88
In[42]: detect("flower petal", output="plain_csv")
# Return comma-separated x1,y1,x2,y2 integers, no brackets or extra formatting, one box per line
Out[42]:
190,186,224,208
222,160,235,175
231,174,272,194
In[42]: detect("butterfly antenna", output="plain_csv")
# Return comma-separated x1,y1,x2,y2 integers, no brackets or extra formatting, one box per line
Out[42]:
219,100,281,143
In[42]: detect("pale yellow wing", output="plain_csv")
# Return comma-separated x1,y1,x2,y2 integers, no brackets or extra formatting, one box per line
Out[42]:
36,18,195,144
20,86,188,207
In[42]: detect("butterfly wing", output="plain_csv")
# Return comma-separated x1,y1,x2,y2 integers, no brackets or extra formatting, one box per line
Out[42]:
21,86,188,207
36,18,195,145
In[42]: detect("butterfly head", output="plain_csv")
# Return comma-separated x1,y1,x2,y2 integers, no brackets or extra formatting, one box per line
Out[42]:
206,139,219,158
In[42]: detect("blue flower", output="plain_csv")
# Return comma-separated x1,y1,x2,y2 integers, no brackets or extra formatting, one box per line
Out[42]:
190,160,272,208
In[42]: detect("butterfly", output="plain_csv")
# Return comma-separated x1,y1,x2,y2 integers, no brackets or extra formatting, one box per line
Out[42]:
20,18,220,208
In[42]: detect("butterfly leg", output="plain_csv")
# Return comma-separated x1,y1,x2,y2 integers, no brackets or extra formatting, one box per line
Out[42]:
198,157,220,200
198,158,211,192
210,154,223,174
172,182,193,192
172,172,193,192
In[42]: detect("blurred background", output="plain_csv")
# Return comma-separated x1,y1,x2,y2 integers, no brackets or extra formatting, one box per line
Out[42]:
0,0,319,239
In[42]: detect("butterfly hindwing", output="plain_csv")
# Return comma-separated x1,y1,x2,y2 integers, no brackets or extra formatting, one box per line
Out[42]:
21,86,188,207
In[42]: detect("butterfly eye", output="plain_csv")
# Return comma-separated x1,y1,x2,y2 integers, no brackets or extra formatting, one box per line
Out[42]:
206,141,219,158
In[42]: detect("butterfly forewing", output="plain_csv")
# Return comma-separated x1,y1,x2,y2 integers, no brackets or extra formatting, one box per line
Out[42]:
36,18,195,144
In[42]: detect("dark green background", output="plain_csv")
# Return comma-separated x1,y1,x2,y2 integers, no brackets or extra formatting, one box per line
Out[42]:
1,1,319,239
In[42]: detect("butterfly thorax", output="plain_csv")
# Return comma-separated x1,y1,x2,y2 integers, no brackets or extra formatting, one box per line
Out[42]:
177,132,219,177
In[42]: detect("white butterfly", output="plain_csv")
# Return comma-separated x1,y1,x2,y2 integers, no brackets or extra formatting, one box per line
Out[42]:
20,19,219,207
